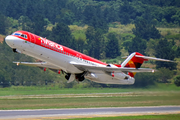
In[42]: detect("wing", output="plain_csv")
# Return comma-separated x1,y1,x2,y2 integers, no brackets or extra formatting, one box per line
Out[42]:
70,62,155,73
13,61,60,70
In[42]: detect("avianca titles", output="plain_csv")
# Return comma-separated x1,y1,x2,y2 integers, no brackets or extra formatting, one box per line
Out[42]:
5,31,173,85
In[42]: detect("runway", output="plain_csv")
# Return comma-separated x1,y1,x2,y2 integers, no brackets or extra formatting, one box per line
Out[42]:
0,106,180,119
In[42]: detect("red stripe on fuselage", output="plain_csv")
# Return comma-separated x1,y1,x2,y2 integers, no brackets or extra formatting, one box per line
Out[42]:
13,31,107,66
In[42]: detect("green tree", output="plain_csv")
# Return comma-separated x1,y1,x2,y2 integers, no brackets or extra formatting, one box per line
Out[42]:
18,16,33,32
172,10,180,25
32,14,47,36
51,23,74,48
106,33,121,58
90,16,109,33
56,9,75,25
174,75,180,87
103,7,119,23
133,72,157,88
132,18,161,41
85,26,106,59
176,46,180,57
0,71,10,88
119,0,136,24
85,26,96,57
76,38,85,53
156,68,174,83
163,6,178,23
83,5,108,33
128,36,147,55
0,12,7,35
155,38,177,70
94,29,105,59
83,5,96,25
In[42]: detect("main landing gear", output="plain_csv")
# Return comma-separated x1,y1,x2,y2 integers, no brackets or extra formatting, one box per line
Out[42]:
65,72,86,82
65,73,71,80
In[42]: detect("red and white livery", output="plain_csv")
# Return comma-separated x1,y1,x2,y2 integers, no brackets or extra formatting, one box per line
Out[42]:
5,31,173,85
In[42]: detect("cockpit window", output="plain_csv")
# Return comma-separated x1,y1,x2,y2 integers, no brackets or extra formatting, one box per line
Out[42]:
12,32,27,39
13,33,21,36
20,34,27,39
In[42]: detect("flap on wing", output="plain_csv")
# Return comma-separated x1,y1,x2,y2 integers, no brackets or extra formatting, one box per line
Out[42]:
70,62,155,73
13,62,59,69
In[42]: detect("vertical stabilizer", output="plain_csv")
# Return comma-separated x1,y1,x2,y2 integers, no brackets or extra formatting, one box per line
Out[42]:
121,52,148,77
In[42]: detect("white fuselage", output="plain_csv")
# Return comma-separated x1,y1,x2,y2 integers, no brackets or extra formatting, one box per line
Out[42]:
5,35,135,85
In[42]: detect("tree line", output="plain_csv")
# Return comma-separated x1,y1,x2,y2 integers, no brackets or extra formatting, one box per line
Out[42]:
0,0,180,88
0,0,180,27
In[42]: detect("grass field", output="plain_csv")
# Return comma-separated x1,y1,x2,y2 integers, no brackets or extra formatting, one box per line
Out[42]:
0,87,134,96
0,84,180,110
0,83,180,96
0,91,180,110
57,114,180,120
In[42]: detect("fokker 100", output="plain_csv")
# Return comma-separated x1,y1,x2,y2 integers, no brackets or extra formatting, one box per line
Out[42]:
5,31,173,85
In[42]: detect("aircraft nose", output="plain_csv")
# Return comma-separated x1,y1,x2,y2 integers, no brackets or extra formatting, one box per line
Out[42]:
5,35,15,47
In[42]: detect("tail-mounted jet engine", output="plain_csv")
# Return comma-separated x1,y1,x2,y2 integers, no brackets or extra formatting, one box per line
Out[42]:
106,64,129,80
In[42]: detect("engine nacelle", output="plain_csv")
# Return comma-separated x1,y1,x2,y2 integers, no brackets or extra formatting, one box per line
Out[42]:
111,72,129,80
85,72,135,85
107,64,118,68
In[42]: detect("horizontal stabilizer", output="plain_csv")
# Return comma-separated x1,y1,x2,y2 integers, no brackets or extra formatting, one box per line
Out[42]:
135,55,174,62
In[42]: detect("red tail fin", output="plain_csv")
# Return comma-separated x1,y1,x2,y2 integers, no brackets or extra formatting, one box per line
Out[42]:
121,52,148,77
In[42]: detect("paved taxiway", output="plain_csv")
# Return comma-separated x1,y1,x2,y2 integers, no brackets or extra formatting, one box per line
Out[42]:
0,106,180,119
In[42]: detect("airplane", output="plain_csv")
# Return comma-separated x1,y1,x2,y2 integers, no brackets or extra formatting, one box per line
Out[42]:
5,31,173,85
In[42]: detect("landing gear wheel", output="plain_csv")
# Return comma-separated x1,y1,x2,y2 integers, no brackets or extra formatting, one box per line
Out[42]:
78,76,85,82
65,73,71,80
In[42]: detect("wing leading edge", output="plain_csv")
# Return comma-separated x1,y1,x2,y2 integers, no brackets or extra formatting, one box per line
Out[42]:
13,62,60,69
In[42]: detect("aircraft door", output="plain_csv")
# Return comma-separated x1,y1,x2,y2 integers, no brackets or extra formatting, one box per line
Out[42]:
30,34,35,47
